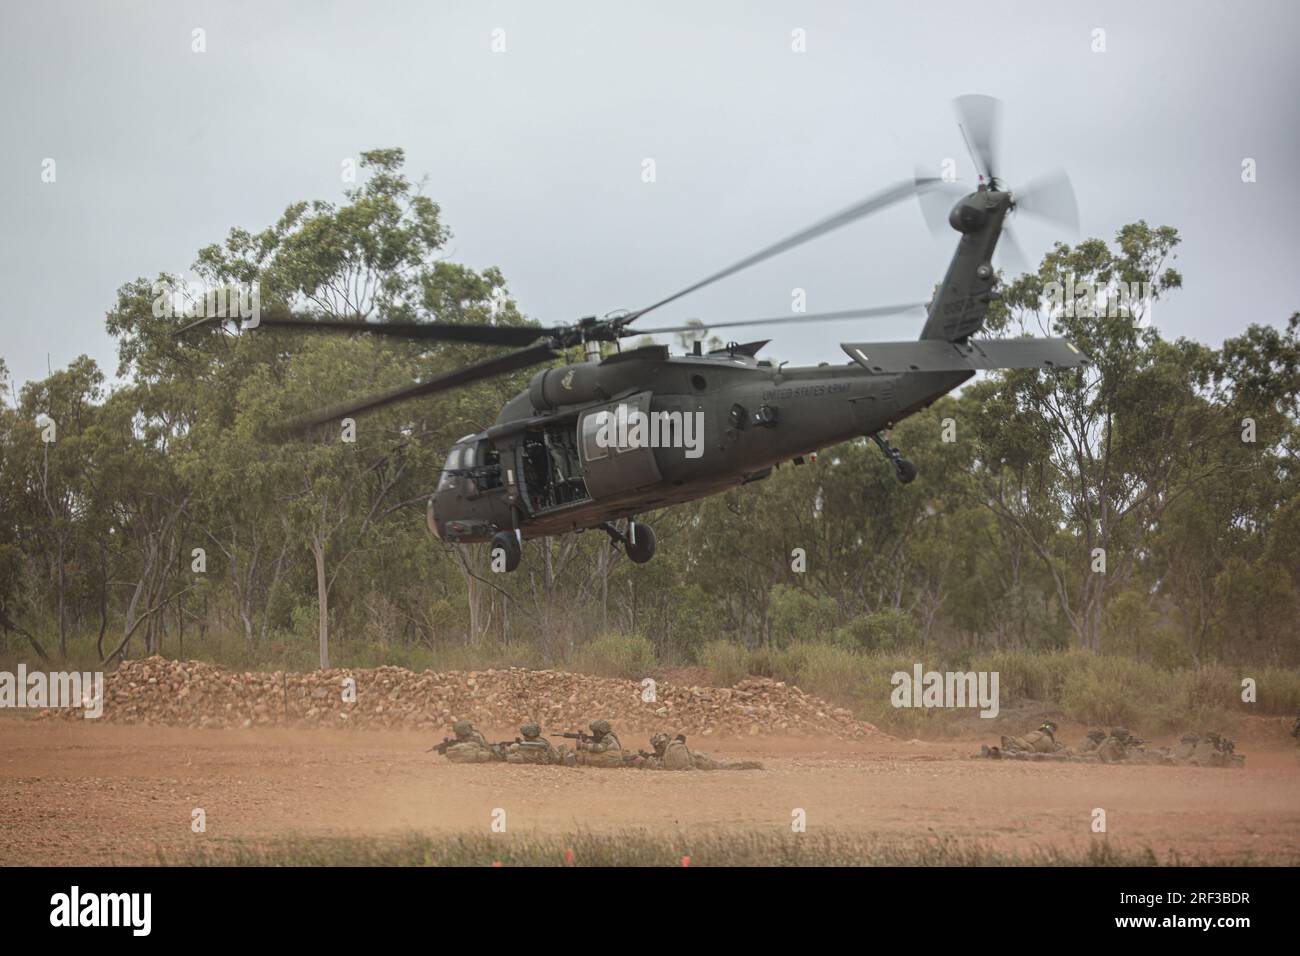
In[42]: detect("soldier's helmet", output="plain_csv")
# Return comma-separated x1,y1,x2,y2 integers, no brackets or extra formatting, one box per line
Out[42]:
1039,720,1058,735
1204,731,1222,746
590,719,612,736
1111,727,1130,741
452,719,474,738
1087,729,1106,742
650,732,670,751
520,723,541,739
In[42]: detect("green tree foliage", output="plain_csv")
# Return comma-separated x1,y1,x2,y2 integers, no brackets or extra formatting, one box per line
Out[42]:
1,156,1295,672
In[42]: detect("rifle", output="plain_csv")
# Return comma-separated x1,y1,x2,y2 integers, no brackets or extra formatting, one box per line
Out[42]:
551,731,596,744
623,749,655,764
428,736,456,755
489,737,522,756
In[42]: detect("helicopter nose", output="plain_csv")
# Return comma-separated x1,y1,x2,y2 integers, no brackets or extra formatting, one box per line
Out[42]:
426,496,441,539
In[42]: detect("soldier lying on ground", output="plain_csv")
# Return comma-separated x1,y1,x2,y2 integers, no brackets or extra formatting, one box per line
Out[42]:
432,720,501,764
564,719,625,768
979,726,1244,768
1171,731,1244,768
980,726,1142,762
1075,729,1107,757
1000,720,1063,755
504,723,576,766
1097,727,1138,763
630,732,764,771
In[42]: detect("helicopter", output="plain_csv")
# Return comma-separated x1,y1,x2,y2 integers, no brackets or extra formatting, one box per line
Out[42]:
184,96,1087,572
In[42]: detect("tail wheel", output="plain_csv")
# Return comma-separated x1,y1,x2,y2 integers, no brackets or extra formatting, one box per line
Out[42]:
626,522,657,564
895,458,918,484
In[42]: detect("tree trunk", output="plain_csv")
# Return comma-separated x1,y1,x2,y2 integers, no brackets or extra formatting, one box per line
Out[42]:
56,535,66,659
312,537,330,669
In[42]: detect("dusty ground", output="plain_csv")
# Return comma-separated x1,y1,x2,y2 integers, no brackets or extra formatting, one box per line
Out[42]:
2,720,1298,865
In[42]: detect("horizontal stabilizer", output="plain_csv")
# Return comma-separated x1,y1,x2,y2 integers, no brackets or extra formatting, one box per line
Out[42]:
841,337,1087,375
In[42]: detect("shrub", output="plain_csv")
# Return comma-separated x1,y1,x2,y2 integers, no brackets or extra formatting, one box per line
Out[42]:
835,608,919,652
768,584,838,646
572,632,656,679
698,640,748,687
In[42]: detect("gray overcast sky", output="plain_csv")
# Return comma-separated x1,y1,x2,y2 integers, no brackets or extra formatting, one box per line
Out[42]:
2,0,1297,388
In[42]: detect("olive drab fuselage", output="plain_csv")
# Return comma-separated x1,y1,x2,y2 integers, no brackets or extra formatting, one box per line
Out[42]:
427,347,971,542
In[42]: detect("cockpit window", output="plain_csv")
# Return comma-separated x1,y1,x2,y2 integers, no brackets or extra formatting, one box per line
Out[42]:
438,447,463,492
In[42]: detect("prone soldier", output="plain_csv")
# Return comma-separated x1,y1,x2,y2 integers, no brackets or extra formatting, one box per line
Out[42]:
1172,731,1243,768
1000,720,1062,755
432,719,500,764
505,723,575,766
1074,728,1107,759
1096,727,1135,763
555,719,625,768
632,732,763,771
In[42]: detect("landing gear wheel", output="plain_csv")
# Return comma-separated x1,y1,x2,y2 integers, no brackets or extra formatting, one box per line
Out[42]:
489,531,522,572
895,458,917,484
625,522,657,564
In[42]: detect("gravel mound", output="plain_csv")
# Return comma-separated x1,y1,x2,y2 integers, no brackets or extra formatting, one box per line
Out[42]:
48,657,882,739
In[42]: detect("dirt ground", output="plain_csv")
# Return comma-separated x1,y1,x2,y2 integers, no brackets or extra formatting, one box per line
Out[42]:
2,720,1298,865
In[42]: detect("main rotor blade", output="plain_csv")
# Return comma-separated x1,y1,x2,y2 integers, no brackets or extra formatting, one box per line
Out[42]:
914,165,968,237
1013,169,1079,234
276,342,558,436
953,94,1002,182
178,311,546,348
626,178,941,322
996,224,1031,277
636,303,928,338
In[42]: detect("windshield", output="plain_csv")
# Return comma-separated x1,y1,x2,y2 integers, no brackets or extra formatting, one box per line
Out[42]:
437,447,463,492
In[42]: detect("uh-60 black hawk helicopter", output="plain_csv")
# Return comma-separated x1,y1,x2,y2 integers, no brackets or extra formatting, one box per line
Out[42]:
187,96,1087,572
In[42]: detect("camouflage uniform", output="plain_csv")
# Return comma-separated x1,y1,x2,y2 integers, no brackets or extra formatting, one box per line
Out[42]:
662,735,695,770
636,733,763,771
1074,729,1107,759
1175,731,1242,768
628,732,672,769
1096,727,1133,763
506,723,574,766
575,719,625,768
1127,740,1173,765
1001,721,1062,755
444,719,499,764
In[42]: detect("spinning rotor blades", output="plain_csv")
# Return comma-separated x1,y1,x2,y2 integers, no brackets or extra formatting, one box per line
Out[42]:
276,342,558,435
625,177,942,323
637,303,927,338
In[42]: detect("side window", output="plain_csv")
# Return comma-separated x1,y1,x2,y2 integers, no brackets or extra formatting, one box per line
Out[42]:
581,409,611,462
616,403,642,454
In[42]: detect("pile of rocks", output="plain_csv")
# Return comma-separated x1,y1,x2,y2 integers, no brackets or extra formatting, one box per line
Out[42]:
46,657,881,739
